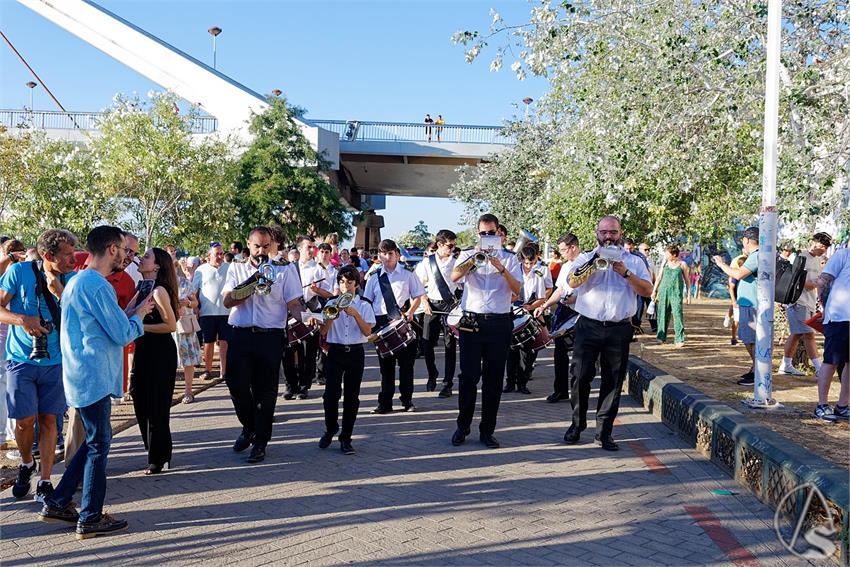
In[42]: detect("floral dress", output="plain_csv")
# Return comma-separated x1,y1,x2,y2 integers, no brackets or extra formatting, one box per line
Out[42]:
176,277,202,367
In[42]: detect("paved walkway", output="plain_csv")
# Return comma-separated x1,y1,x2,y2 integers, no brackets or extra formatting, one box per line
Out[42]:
2,346,805,566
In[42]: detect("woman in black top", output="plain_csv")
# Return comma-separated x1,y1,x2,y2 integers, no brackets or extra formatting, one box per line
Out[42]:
131,247,178,475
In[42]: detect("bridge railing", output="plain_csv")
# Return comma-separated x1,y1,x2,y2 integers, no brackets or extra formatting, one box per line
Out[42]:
310,119,512,145
0,109,218,133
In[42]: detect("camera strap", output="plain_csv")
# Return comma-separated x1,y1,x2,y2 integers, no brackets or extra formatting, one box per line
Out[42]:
30,261,62,334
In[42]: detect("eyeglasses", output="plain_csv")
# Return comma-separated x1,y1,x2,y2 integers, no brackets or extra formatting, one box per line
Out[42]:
597,230,620,235
123,247,137,257
479,230,497,236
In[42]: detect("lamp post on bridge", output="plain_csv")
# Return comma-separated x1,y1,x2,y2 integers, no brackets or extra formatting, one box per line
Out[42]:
271,89,282,97
208,26,222,70
522,97,534,120
26,81,37,111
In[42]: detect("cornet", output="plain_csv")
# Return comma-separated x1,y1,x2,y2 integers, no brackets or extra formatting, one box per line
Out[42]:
254,263,276,295
472,251,491,269
322,292,354,320
593,245,623,272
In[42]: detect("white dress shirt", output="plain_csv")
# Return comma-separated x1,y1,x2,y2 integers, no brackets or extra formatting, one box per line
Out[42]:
325,296,376,345
415,254,458,302
320,264,337,294
457,249,523,314
297,260,329,303
193,262,230,317
363,263,426,317
569,250,651,322
222,260,301,329
521,264,553,304
555,259,576,296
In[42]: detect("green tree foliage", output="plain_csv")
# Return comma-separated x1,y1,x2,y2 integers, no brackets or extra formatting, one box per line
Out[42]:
396,220,433,248
234,97,351,241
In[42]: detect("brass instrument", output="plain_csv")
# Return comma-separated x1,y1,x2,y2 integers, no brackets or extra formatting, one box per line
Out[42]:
472,251,491,269
514,229,539,254
322,292,354,320
568,257,597,288
254,263,276,296
593,256,611,271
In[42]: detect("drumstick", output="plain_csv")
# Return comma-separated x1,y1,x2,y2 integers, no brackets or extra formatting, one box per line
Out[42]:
303,278,326,288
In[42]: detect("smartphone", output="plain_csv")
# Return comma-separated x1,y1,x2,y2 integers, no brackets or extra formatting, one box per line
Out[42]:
135,280,155,304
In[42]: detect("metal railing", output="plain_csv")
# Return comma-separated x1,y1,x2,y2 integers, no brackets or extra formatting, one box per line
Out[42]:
0,109,219,133
310,119,512,145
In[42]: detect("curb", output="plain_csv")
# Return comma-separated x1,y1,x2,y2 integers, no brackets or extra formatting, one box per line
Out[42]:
627,355,849,565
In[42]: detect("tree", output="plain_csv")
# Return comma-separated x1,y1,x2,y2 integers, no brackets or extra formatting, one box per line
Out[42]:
452,1,850,243
396,220,433,248
234,97,351,241
90,92,238,248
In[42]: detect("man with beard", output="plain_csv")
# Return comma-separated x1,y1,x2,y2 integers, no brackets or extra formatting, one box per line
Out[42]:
564,216,652,450
222,227,302,463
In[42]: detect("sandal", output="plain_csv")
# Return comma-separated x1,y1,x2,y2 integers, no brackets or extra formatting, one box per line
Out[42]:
182,394,194,404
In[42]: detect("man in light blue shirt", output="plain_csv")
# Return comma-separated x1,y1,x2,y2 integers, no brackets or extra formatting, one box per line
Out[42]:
39,226,153,540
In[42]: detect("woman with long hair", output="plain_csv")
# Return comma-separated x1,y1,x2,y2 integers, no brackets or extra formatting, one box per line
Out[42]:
131,247,178,475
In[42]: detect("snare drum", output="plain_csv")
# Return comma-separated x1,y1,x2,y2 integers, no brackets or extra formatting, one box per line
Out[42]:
549,305,579,339
510,309,537,349
372,319,417,358
287,317,318,347
446,307,463,337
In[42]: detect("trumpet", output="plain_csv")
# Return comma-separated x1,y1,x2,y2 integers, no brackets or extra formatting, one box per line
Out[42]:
472,251,491,269
255,263,276,296
593,245,623,272
322,292,354,320
593,257,611,271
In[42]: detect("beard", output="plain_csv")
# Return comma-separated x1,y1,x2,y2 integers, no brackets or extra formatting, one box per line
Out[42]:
597,237,624,248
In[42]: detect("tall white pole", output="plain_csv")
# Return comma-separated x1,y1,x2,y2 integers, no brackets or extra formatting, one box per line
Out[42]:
751,0,782,407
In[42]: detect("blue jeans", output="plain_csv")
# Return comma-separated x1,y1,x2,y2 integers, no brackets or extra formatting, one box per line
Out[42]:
47,395,112,523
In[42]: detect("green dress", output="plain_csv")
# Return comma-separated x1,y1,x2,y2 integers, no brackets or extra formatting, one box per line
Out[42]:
656,263,686,344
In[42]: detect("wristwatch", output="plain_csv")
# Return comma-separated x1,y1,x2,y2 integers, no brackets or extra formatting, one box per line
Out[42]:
622,269,632,279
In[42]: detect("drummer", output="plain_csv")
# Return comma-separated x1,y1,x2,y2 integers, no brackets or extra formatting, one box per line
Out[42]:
450,213,522,449
534,232,582,403
505,244,553,395
415,230,459,398
317,266,376,454
363,239,426,413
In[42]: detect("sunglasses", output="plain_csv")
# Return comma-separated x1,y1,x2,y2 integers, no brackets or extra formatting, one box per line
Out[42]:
478,230,497,236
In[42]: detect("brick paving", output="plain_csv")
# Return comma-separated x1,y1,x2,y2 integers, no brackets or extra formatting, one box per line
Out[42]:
1,345,806,566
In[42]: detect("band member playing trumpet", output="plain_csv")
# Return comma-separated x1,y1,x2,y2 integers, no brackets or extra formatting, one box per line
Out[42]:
450,214,522,449
317,266,376,454
563,216,652,451
415,230,458,397
363,239,426,413
221,227,302,464
505,244,552,395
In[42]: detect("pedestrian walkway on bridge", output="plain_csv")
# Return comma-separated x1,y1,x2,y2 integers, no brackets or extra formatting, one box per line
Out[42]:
1,347,800,566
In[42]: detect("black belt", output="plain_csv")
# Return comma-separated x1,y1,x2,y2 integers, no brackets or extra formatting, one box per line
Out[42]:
327,343,364,353
583,317,631,327
233,326,285,334
466,312,511,321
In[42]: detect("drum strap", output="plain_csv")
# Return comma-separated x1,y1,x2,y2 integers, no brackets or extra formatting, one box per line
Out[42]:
429,255,454,304
378,270,402,319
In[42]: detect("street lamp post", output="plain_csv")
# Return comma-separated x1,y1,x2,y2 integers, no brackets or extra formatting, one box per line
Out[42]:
208,26,222,70
522,97,534,120
271,89,282,97
26,81,37,111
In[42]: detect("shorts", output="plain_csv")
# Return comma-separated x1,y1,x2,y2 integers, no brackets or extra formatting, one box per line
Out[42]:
786,304,814,335
823,321,849,366
5,361,66,419
200,315,232,343
737,305,757,344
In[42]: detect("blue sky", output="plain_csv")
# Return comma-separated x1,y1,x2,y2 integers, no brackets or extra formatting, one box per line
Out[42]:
0,0,546,243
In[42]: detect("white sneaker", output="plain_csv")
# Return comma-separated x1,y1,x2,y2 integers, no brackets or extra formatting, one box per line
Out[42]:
778,363,805,376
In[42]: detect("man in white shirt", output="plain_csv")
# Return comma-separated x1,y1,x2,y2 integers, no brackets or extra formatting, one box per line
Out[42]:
564,216,652,451
363,239,426,413
415,230,459,398
450,214,522,449
535,233,582,403
193,243,232,381
221,227,302,464
779,232,830,376
814,245,850,421
314,243,337,385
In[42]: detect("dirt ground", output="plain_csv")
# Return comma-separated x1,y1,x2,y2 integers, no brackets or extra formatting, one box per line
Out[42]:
633,298,849,469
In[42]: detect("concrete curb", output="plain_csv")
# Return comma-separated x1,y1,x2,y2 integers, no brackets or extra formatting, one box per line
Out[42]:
627,355,849,565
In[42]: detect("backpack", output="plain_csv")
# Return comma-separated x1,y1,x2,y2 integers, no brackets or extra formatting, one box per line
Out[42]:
775,254,807,305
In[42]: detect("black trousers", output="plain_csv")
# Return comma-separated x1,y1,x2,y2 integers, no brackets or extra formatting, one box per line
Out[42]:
552,336,571,395
422,311,457,385
506,344,535,387
130,334,177,466
457,316,512,436
569,317,632,437
323,344,365,441
226,328,285,445
633,296,658,332
282,344,300,390
375,317,417,409
298,333,320,391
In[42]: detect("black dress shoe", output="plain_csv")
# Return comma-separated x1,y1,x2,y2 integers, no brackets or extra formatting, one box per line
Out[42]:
370,406,393,414
426,379,437,392
594,434,619,451
340,440,355,455
298,389,309,400
564,425,582,445
319,431,336,449
480,433,500,449
402,403,416,413
233,432,255,453
246,444,266,463
518,385,532,395
438,384,452,398
502,384,515,393
451,428,470,446
546,392,565,403
283,390,295,400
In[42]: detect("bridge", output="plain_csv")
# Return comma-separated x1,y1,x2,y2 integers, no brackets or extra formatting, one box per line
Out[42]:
5,0,513,246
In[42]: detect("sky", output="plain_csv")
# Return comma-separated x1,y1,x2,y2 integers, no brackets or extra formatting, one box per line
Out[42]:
0,0,547,244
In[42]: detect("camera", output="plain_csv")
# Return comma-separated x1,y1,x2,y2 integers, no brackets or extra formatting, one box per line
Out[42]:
29,320,54,360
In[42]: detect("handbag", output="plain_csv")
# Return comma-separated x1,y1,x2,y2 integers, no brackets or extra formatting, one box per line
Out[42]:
176,311,200,334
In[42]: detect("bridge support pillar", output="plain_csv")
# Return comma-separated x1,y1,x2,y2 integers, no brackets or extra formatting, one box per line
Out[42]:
354,210,384,251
